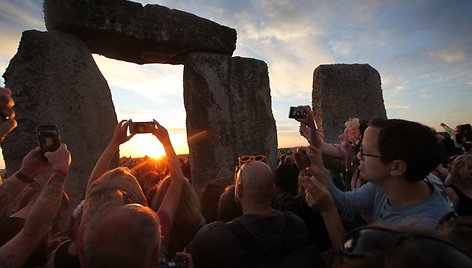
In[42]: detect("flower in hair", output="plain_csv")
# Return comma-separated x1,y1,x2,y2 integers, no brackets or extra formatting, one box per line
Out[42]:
344,117,362,146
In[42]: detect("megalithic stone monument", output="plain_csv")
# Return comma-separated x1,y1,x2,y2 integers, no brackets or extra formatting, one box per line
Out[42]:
2,30,118,209
312,64,387,143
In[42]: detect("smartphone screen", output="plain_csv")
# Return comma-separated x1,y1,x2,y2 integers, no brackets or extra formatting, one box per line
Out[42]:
36,124,61,154
130,121,155,134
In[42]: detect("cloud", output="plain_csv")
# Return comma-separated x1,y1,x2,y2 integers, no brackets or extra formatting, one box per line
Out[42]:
0,1,44,30
384,99,410,109
328,40,353,57
0,27,21,59
116,107,186,127
92,55,183,103
427,48,467,63
420,89,431,99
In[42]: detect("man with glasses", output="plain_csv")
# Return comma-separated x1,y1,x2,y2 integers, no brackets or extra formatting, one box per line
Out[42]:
307,118,452,228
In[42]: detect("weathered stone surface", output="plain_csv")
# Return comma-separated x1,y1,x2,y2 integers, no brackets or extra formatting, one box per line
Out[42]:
312,64,387,143
184,53,277,193
44,0,237,65
2,30,118,208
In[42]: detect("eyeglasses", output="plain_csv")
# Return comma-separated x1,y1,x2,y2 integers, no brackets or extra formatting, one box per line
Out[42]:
238,155,267,166
340,226,472,266
359,145,382,159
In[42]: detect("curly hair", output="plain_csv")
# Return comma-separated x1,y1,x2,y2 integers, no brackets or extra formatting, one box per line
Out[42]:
83,167,147,226
450,155,472,189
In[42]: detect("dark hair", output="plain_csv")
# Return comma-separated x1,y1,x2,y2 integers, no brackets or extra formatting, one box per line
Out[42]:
368,119,443,182
217,185,242,222
274,164,300,196
200,179,230,223
352,120,369,154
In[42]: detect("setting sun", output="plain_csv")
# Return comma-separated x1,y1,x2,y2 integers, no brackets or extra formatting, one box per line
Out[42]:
119,134,166,158
118,131,189,159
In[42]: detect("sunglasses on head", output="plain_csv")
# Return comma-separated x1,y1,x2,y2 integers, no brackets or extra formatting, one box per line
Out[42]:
238,155,267,166
340,226,472,267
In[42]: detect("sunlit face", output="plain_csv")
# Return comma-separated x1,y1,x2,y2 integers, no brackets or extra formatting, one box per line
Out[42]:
357,127,389,182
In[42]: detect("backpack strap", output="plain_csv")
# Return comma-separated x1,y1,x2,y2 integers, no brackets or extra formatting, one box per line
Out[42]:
226,213,297,264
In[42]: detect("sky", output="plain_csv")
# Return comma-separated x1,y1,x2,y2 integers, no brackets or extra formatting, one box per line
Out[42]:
0,0,471,166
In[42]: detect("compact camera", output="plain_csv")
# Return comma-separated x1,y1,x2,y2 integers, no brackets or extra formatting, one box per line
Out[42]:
36,124,61,155
288,106,307,119
129,121,155,134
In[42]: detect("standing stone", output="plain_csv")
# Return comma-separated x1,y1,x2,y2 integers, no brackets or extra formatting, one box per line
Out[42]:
44,0,237,64
229,57,278,170
312,64,387,143
184,53,277,194
2,30,118,209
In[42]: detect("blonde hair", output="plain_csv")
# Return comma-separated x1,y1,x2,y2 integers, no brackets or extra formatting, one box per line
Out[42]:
450,155,472,189
150,176,201,227
82,167,147,226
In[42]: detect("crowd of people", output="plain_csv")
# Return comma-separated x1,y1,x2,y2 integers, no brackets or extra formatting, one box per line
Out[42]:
0,87,471,268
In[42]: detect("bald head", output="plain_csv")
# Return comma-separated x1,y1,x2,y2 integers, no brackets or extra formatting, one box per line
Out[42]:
236,161,274,204
84,204,160,268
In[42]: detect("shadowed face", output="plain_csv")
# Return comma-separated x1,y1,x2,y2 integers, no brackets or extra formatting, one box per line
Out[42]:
357,127,389,182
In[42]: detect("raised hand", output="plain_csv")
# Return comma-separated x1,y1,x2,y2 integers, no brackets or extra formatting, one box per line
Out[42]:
295,105,316,128
0,87,17,142
152,119,170,145
293,147,311,171
111,119,135,146
19,147,49,179
44,143,71,172
299,171,334,212
299,123,310,141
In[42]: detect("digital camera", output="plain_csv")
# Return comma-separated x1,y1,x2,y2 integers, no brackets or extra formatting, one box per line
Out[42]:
288,106,307,119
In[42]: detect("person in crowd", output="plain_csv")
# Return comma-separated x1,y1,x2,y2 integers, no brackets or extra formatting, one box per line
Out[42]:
0,86,21,217
332,223,472,268
77,119,185,264
83,204,161,268
180,157,191,179
200,179,230,223
217,184,242,222
47,201,83,268
0,143,71,268
270,162,300,211
150,173,205,259
187,160,310,268
298,106,368,191
441,122,463,152
445,155,472,216
278,153,288,166
0,87,17,143
301,118,454,251
0,181,48,268
140,170,161,203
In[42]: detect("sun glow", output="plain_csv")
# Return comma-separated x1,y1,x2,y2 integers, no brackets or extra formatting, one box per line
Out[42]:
118,131,190,159
119,134,166,159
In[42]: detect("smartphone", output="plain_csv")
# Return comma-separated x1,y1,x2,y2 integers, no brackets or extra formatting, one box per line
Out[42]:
288,106,307,119
36,124,61,155
129,121,155,134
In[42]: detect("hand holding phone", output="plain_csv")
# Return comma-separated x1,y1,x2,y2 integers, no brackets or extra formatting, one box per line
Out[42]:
289,106,307,119
36,124,61,155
